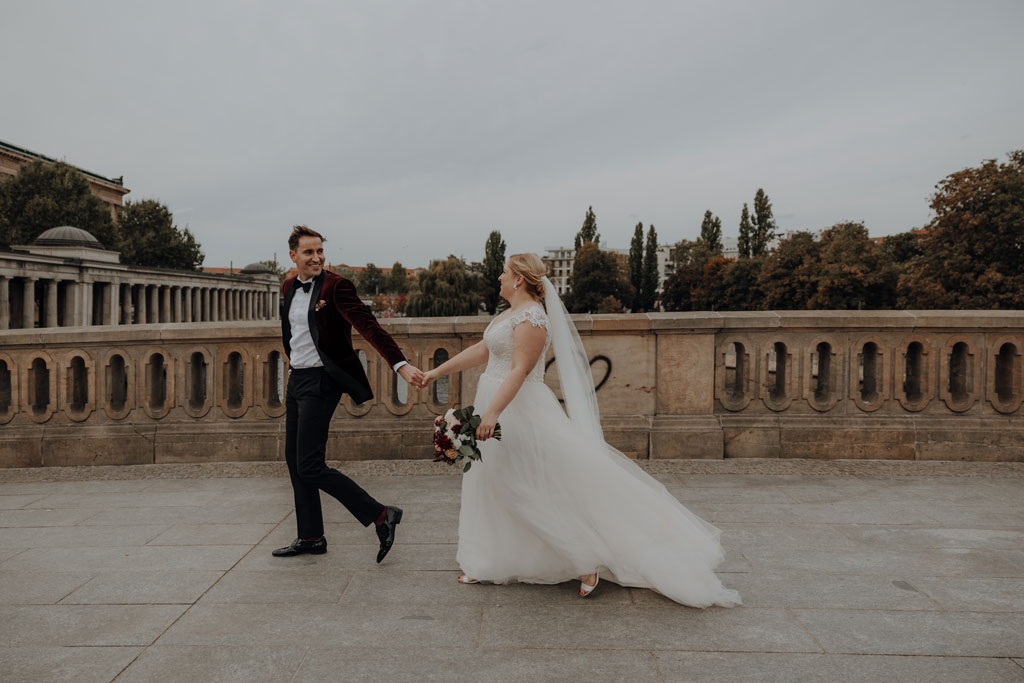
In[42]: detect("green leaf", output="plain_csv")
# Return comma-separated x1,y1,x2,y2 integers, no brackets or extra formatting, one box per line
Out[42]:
459,445,475,456
470,416,481,428
463,462,472,473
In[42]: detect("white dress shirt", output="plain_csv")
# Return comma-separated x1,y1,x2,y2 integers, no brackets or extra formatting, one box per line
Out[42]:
288,277,407,372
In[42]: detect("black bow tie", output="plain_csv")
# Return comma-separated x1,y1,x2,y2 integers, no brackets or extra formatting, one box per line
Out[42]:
298,280,312,294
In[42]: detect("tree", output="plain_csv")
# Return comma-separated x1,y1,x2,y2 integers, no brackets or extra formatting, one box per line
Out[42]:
640,224,659,311
661,239,715,311
386,261,409,294
737,203,753,259
573,206,600,252
118,199,203,270
751,188,777,256
256,259,287,283
628,222,644,311
405,256,481,316
883,230,924,266
481,230,506,314
564,242,632,313
699,211,723,254
0,160,118,248
358,263,385,295
809,222,899,309
901,150,1024,308
757,231,821,309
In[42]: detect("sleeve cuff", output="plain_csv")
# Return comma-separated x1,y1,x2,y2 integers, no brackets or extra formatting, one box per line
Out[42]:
392,360,408,372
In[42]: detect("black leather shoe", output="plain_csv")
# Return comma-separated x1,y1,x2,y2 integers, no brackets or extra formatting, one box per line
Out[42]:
375,506,403,563
272,537,327,557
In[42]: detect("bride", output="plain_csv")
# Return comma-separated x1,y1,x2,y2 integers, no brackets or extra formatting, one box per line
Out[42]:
420,253,740,607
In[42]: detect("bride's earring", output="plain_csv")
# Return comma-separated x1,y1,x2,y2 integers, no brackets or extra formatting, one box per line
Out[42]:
513,281,518,291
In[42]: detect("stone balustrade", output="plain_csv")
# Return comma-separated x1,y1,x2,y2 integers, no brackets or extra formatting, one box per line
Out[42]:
0,311,1021,467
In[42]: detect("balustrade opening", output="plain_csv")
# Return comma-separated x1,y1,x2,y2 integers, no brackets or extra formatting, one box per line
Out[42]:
949,342,969,403
68,356,88,412
28,358,50,416
725,342,745,400
265,351,283,409
0,360,11,413
813,342,831,402
768,342,788,401
358,350,368,373
859,342,878,403
393,368,408,406
147,354,167,411
904,342,923,403
188,352,207,410
227,352,244,410
107,355,127,411
995,343,1018,403
432,349,450,404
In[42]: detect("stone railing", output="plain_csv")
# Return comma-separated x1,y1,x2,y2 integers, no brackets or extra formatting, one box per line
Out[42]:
0,311,1021,467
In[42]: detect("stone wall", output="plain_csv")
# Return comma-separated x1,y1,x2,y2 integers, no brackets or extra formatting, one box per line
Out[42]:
0,311,1022,467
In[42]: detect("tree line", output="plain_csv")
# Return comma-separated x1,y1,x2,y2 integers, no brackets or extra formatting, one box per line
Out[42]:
0,160,203,270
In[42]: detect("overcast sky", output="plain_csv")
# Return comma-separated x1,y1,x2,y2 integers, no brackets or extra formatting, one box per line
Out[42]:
2,1,1022,268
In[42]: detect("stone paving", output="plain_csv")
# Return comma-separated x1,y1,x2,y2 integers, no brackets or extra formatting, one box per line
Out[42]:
0,459,1022,682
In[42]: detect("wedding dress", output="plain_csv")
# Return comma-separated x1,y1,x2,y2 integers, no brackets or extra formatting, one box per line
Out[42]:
456,279,741,608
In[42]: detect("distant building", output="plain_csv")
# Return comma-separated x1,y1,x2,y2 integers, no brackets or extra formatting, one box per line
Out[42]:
542,244,675,301
0,139,129,221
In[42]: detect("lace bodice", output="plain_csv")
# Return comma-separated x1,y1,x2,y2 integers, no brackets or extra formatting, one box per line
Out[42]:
482,305,550,382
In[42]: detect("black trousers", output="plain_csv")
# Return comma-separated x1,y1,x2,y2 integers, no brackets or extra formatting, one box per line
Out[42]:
285,367,384,537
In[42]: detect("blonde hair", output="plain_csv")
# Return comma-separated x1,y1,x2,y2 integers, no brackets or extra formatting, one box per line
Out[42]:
507,253,547,301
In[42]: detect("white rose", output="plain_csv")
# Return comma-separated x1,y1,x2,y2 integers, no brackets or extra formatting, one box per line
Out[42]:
451,436,463,450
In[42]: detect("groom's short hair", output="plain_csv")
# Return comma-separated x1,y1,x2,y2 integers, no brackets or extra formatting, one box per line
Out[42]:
289,225,326,251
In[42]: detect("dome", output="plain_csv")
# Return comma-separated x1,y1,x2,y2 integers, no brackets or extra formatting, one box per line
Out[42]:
240,262,274,274
34,226,103,248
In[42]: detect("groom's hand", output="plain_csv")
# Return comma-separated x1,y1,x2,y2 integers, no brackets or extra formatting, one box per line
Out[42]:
399,364,425,388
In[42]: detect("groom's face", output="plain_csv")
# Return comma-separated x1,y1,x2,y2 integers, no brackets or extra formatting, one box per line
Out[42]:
289,236,324,281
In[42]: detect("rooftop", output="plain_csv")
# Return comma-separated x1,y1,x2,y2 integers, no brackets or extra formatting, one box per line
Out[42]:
0,138,126,189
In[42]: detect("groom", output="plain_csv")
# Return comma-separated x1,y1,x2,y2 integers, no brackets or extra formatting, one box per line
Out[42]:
274,224,424,562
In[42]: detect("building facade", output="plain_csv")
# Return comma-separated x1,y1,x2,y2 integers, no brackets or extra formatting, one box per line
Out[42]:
0,227,279,329
0,139,129,220
542,244,675,302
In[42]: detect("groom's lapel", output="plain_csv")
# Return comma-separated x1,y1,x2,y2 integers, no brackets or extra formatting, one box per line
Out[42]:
307,273,324,348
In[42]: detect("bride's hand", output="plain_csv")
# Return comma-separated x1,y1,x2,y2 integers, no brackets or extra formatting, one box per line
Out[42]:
420,370,439,388
476,411,498,441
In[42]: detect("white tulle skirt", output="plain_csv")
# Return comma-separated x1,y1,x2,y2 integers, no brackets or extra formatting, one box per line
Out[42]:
457,373,741,608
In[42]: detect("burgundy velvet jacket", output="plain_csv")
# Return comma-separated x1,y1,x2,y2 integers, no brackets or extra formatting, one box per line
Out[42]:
280,271,406,404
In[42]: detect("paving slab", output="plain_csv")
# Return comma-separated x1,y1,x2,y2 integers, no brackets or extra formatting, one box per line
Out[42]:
159,603,483,647
792,608,1024,657
0,494,46,509
653,652,1024,683
294,647,661,683
0,525,168,548
1,545,251,572
742,545,1024,577
0,646,142,683
0,571,94,605
145,522,276,546
80,503,293,526
909,577,1024,612
200,569,354,604
834,524,1024,550
479,605,821,652
60,570,225,604
115,645,307,683
0,604,188,646
0,507,101,527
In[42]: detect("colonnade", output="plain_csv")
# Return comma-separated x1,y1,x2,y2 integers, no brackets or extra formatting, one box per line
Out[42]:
0,275,279,329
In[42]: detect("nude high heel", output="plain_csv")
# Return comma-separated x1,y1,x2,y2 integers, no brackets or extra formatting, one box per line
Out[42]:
457,575,479,584
579,573,599,597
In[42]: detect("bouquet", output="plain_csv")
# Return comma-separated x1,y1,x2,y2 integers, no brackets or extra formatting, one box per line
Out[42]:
432,405,501,472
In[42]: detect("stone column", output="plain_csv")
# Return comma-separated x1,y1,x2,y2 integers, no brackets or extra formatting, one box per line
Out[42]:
105,282,119,326
211,289,219,322
44,279,59,328
22,277,36,328
0,277,9,329
83,282,93,326
136,285,146,324
183,287,192,322
159,286,170,323
148,286,159,324
248,291,254,320
228,290,235,320
173,286,182,323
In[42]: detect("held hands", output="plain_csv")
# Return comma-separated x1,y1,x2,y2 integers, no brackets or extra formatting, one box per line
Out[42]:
398,364,426,389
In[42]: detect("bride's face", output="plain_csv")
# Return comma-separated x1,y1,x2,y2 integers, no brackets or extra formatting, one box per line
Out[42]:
497,262,518,301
